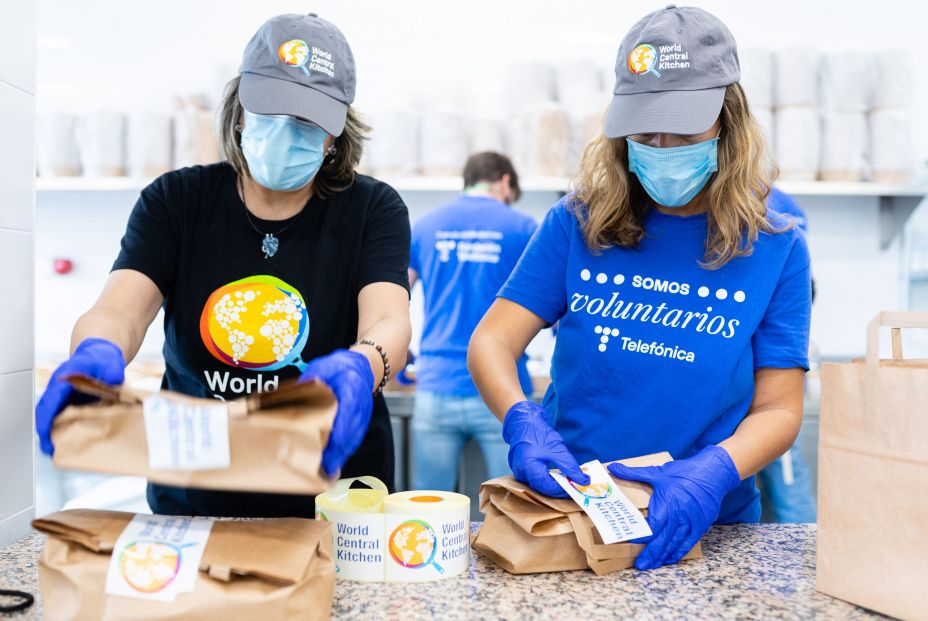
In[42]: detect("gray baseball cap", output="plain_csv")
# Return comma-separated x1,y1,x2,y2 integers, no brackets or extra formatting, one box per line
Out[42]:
604,5,740,138
239,13,356,137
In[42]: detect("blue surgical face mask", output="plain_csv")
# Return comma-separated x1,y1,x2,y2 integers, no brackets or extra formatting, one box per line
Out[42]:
626,136,719,208
241,109,329,192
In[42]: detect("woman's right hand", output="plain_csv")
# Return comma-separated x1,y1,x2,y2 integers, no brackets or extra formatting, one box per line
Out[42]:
502,400,590,497
35,338,126,456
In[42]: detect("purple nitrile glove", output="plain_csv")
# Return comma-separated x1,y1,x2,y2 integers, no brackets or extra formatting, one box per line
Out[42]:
502,400,590,498
35,338,126,456
608,445,741,571
299,349,375,477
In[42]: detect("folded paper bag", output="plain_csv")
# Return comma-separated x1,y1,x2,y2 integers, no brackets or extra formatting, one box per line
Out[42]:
32,509,335,621
472,452,702,575
51,375,336,494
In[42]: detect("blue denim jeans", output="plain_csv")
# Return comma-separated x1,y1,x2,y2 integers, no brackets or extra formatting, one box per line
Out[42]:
412,391,510,491
758,433,817,523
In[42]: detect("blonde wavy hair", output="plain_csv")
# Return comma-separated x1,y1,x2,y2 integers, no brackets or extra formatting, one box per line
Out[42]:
570,83,783,269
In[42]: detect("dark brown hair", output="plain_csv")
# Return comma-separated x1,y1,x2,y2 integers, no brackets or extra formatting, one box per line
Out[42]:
217,75,370,198
462,151,522,202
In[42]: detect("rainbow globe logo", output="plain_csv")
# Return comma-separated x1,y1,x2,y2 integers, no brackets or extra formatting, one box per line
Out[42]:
199,275,309,372
628,43,661,77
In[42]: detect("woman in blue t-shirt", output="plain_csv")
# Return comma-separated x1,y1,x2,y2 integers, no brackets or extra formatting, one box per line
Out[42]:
468,6,811,570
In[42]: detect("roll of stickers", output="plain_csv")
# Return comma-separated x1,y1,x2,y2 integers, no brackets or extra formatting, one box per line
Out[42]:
315,478,470,583
383,491,470,583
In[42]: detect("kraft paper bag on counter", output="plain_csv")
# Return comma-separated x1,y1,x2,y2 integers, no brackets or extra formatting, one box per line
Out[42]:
51,374,336,495
32,509,334,621
472,452,702,576
817,312,928,620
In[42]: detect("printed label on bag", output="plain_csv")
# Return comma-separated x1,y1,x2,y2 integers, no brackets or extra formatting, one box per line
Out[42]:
317,509,386,581
143,396,231,470
383,510,469,582
550,459,652,544
105,515,213,602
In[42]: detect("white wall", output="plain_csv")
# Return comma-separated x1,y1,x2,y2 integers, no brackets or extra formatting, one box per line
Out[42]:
33,0,928,363
0,0,36,545
36,0,928,160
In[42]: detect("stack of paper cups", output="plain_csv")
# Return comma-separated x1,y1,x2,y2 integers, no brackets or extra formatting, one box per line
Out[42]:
773,49,819,108
869,109,914,184
419,109,469,177
78,111,127,177
36,112,81,177
774,108,821,181
819,52,873,113
871,50,910,110
820,112,868,181
740,49,774,110
315,478,470,582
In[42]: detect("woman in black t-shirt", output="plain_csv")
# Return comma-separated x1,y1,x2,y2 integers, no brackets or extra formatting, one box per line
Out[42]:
34,13,412,518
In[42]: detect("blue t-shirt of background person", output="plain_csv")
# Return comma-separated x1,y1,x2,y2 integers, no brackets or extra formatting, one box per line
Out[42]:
411,194,537,396
499,197,811,523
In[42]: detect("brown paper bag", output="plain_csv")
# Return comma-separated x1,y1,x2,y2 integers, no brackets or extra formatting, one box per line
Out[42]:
472,452,702,575
817,311,928,620
32,509,334,621
52,375,336,494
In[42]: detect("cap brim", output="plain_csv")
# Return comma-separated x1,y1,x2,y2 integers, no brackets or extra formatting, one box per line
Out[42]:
604,87,725,138
239,72,348,137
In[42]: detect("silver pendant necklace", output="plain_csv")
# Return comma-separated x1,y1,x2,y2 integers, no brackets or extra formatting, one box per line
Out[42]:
238,177,308,258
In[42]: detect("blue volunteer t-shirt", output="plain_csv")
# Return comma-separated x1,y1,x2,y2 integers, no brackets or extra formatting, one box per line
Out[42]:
411,194,537,396
768,186,808,232
499,197,811,523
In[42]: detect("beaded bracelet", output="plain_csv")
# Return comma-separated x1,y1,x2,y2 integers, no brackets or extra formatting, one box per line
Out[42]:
355,339,390,393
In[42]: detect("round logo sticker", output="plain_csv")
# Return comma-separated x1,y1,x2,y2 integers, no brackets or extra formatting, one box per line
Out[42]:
628,43,661,77
278,39,311,75
119,541,181,593
388,519,444,573
199,275,309,372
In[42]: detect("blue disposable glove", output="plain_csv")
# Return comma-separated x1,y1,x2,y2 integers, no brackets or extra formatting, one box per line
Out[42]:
299,349,375,477
608,445,741,570
502,401,590,498
35,338,126,456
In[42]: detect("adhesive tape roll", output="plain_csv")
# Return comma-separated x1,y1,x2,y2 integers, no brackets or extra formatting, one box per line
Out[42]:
315,481,470,582
382,491,470,582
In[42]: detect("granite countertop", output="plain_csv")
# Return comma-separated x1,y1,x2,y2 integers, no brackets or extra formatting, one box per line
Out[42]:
0,523,887,620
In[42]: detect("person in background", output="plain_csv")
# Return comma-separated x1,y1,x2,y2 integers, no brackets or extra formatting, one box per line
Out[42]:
34,13,411,518
759,186,817,523
468,6,811,570
408,152,536,491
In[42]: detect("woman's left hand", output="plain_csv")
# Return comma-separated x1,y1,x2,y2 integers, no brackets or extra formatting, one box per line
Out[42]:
607,445,741,570
299,349,375,477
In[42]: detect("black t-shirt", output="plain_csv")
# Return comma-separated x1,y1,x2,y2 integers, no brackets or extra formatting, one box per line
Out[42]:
112,162,410,518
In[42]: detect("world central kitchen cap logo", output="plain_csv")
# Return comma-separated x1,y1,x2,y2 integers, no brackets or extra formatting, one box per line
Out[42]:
628,42,692,78
199,275,309,372
628,43,661,77
278,39,311,75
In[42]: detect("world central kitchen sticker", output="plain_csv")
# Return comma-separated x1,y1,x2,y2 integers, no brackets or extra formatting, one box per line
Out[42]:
550,460,652,544
384,511,469,582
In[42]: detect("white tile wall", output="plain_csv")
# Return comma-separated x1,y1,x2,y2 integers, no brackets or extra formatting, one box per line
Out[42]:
0,372,34,518
0,83,35,232
0,0,36,547
0,230,33,375
0,0,36,94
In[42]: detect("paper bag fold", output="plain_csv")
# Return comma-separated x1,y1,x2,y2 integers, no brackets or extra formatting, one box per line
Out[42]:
32,509,335,621
473,452,702,575
51,376,337,495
